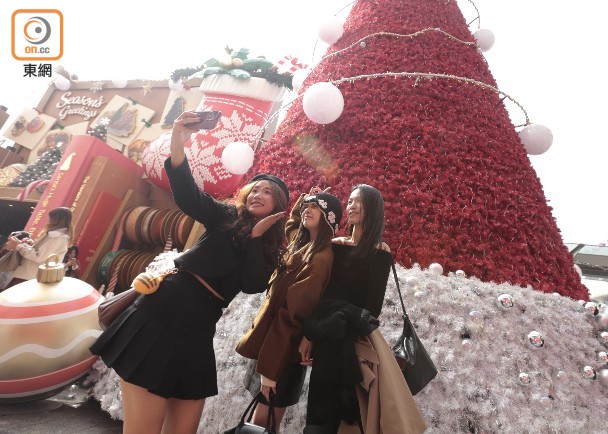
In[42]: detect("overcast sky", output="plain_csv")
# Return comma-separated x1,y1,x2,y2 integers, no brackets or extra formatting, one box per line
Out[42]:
1,0,606,245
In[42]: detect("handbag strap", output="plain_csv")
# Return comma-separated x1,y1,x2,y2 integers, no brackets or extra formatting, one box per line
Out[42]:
241,391,277,431
391,262,408,319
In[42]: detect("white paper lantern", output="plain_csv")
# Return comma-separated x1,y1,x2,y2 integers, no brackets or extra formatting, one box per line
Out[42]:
303,82,344,124
405,276,420,289
112,79,128,89
54,75,71,91
455,270,466,277
429,263,443,275
168,80,185,93
318,16,344,44
518,124,553,155
221,141,255,175
473,29,495,52
292,69,309,93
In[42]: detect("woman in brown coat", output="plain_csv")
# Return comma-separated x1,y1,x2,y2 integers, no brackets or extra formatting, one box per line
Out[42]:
236,187,343,432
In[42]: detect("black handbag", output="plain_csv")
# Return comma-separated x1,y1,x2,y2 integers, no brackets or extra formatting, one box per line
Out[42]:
224,391,276,434
391,263,438,395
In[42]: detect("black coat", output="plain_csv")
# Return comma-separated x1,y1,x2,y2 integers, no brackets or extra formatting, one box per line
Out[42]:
165,158,270,304
303,299,379,426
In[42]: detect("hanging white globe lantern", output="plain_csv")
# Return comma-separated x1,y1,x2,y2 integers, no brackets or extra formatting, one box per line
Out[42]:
518,124,553,155
292,69,310,93
318,16,344,44
303,82,344,124
54,75,71,91
112,79,128,89
221,141,255,175
473,29,495,52
168,80,185,93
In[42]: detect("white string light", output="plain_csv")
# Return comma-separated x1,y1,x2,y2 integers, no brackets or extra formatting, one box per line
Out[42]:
317,28,476,66
331,71,530,126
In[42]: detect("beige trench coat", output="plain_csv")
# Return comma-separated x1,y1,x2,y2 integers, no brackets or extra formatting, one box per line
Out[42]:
338,329,427,434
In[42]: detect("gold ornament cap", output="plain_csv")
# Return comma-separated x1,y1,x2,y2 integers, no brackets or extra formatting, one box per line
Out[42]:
37,254,65,284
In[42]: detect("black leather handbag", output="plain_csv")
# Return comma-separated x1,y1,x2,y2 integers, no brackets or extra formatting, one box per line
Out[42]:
224,391,276,434
391,263,438,395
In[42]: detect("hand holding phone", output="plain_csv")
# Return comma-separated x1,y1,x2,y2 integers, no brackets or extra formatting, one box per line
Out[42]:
185,111,222,130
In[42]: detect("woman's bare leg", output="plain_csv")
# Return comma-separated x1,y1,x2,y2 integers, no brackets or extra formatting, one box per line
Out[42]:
161,398,206,434
120,379,167,434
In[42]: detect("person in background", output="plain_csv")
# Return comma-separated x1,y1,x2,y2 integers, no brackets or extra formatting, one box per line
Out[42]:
300,184,426,434
90,110,289,434
0,231,31,290
63,245,81,278
4,207,72,288
236,187,342,433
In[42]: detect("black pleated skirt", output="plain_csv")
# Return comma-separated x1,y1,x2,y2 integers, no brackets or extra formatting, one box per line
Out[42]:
90,271,224,400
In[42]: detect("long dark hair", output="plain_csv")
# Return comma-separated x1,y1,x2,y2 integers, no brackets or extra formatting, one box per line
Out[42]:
229,180,288,273
286,206,334,264
348,184,385,265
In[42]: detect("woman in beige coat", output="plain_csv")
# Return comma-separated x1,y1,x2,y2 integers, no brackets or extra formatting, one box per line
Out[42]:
4,207,72,288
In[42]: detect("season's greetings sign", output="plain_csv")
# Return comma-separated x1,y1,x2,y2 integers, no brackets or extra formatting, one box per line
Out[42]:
55,92,106,121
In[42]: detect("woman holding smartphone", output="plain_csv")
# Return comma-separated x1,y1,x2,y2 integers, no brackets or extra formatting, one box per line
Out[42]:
91,111,289,434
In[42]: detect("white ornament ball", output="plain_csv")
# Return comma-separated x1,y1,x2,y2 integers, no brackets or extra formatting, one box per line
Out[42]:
598,351,608,362
582,365,597,380
112,79,128,89
599,368,608,386
291,69,309,93
54,75,71,91
473,29,495,52
428,263,443,275
168,80,185,93
466,310,484,332
599,331,608,345
577,299,586,306
538,396,553,410
518,124,553,155
455,270,466,277
461,339,473,350
598,312,608,330
496,293,514,310
573,264,583,278
303,82,344,124
527,331,545,349
517,372,531,386
413,290,427,300
555,370,569,384
221,142,255,175
318,16,344,44
405,276,420,289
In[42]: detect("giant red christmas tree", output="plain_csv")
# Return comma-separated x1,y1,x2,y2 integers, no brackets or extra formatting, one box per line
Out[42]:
250,0,587,299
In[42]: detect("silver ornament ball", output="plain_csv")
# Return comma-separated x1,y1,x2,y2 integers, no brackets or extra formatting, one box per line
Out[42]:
496,293,514,310
582,365,597,380
518,372,531,386
527,331,545,349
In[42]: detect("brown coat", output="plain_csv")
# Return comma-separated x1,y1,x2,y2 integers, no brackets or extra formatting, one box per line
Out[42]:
236,194,333,382
338,329,427,434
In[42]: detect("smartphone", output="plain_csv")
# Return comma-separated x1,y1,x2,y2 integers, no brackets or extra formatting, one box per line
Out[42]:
185,111,222,130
